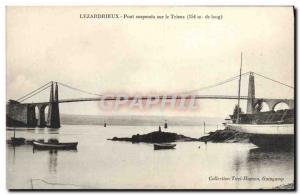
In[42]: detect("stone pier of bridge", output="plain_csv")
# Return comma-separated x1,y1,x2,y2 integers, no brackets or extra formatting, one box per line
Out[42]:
246,72,294,113
6,82,61,128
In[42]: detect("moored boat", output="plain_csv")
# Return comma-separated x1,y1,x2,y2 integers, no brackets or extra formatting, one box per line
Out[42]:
226,123,293,135
154,143,176,150
226,123,294,149
225,65,294,150
32,141,78,150
11,137,25,146
10,128,25,146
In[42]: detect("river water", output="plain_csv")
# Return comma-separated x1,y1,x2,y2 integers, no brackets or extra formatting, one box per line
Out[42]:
6,125,294,189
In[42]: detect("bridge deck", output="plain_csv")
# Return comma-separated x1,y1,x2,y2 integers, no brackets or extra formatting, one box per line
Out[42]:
20,95,293,105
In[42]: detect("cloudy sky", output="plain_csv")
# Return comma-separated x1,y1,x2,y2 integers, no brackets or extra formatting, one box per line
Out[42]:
6,6,294,118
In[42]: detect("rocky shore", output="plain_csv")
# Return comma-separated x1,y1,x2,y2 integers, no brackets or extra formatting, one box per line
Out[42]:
108,129,199,143
199,129,250,143
108,128,251,144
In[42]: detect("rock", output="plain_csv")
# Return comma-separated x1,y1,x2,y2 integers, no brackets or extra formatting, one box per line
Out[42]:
108,130,199,143
199,129,250,143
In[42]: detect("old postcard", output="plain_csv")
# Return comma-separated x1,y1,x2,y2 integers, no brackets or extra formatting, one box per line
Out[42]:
6,6,295,190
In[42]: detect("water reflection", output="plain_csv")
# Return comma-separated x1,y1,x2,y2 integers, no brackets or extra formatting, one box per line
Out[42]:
30,148,59,173
247,148,294,164
33,128,60,134
229,146,294,189
233,155,243,175
49,150,58,173
45,128,60,134
231,147,294,174
12,146,16,165
246,147,294,181
30,149,60,174
7,125,295,189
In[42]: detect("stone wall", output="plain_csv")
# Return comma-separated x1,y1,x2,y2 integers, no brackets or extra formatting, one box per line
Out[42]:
6,101,28,125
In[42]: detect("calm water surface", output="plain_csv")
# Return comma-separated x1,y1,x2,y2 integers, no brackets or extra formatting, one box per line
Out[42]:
6,125,294,189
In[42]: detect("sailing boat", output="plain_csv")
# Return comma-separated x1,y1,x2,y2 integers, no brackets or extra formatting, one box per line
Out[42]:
225,53,294,149
11,128,25,146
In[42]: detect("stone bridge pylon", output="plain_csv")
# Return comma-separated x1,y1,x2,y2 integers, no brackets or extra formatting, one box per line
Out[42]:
46,82,60,128
6,82,61,129
246,72,294,114
33,82,60,128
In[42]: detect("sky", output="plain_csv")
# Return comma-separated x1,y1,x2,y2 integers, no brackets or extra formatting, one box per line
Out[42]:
6,6,294,118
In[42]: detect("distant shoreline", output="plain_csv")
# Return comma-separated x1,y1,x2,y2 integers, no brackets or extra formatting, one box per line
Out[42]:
60,114,225,126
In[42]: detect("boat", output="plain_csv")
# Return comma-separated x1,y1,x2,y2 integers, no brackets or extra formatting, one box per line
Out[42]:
226,123,294,149
32,140,78,150
10,128,25,146
225,55,294,150
226,123,293,135
154,143,176,150
11,137,25,146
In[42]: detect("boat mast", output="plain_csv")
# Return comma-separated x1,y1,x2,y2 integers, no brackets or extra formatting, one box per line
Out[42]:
236,52,243,124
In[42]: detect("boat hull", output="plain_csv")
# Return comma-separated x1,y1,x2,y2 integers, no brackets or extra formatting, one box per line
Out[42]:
11,137,25,146
226,124,294,150
154,143,176,150
33,141,78,150
250,134,294,150
226,124,294,135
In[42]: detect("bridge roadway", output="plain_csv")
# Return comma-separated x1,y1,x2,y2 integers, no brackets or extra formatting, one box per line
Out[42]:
23,95,285,105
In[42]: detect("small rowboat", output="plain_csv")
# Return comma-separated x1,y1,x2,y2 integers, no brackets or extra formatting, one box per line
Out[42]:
154,143,176,150
32,141,78,150
10,128,25,146
11,137,25,146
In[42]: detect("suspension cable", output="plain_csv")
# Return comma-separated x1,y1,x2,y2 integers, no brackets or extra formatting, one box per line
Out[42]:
16,81,52,101
179,72,250,95
57,82,103,97
253,72,294,89
16,71,293,103
19,85,51,103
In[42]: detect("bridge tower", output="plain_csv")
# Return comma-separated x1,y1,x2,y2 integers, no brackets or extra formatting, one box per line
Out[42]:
47,82,60,128
246,72,255,114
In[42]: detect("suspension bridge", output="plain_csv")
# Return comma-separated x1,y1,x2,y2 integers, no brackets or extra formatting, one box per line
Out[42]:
6,71,294,128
